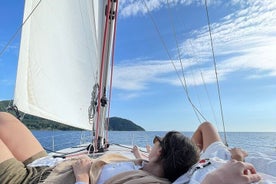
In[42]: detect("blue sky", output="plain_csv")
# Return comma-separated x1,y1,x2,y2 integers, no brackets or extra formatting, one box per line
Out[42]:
0,0,276,132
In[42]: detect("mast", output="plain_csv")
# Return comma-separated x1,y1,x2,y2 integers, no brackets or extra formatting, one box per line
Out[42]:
14,0,106,130
10,0,121,153
93,0,119,152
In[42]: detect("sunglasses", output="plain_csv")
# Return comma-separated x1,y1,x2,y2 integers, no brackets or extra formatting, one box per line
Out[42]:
153,136,162,144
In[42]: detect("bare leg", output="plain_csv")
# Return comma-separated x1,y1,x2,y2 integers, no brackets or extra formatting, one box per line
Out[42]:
191,122,221,152
0,139,14,164
0,112,45,162
72,155,91,183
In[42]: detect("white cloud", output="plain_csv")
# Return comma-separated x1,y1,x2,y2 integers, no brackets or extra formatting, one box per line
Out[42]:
180,0,276,79
0,79,14,86
114,0,276,94
113,60,177,90
114,91,142,100
118,0,221,18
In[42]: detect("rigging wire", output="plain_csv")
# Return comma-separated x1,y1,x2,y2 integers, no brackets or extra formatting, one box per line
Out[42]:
187,40,220,128
200,72,219,128
2,0,42,119
165,0,206,124
204,0,228,146
0,0,42,58
142,0,227,144
142,0,207,123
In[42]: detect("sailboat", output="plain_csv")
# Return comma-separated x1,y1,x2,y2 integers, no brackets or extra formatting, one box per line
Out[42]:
1,0,276,183
5,0,135,156
0,0,162,163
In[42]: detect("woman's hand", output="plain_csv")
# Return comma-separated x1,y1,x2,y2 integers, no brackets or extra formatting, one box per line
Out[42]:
202,160,261,184
229,147,248,161
72,155,92,183
146,144,152,153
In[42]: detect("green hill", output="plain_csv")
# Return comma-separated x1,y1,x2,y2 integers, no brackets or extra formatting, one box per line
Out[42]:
108,117,144,131
0,100,144,131
0,100,9,111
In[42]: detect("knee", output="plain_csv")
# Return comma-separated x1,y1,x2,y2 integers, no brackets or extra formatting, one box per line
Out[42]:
200,121,213,128
199,122,216,131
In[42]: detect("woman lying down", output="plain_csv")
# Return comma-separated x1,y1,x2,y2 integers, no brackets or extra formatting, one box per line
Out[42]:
0,112,275,184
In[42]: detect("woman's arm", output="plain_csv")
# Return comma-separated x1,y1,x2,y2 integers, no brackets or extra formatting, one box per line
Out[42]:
201,160,261,184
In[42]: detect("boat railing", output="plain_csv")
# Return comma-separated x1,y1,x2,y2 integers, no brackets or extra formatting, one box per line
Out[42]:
32,130,276,154
33,130,92,152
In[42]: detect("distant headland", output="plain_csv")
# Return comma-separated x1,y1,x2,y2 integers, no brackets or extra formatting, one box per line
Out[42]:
0,100,145,131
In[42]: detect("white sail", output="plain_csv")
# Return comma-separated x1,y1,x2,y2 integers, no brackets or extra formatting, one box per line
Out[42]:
13,0,113,131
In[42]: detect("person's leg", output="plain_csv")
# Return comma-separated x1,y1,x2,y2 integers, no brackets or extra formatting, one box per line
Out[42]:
191,122,221,152
0,139,14,164
0,112,45,162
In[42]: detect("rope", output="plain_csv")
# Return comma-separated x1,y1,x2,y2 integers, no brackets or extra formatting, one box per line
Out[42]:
6,105,22,119
204,0,228,146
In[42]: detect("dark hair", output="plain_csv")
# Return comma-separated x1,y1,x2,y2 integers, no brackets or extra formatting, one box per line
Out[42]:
160,131,199,182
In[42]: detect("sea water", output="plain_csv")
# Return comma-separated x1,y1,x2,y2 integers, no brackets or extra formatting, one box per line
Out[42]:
31,130,276,153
